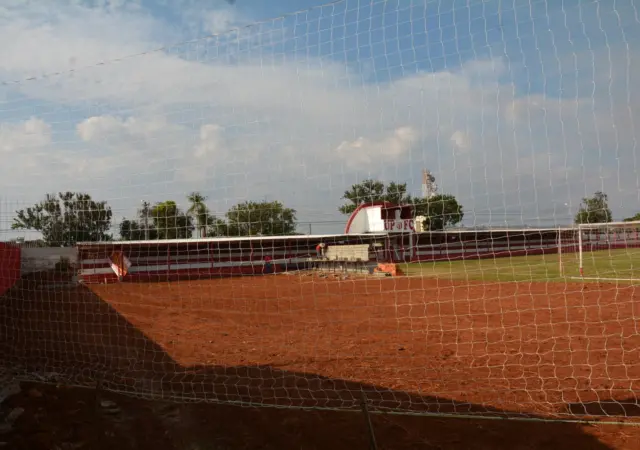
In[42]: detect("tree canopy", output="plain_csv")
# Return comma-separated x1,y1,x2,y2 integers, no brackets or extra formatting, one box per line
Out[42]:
339,179,412,215
119,201,158,241
119,202,158,241
117,195,297,240
150,200,193,240
574,191,613,224
12,192,112,246
338,177,464,231
623,213,640,222
412,194,464,231
224,200,297,236
187,192,214,239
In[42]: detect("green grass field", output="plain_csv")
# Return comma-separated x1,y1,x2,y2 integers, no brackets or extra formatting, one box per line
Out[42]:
400,248,640,283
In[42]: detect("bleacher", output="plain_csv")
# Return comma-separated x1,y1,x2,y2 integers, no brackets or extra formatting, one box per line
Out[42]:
312,244,382,275
325,244,370,262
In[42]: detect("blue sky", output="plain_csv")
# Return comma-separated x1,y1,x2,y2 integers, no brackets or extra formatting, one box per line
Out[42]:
0,0,639,238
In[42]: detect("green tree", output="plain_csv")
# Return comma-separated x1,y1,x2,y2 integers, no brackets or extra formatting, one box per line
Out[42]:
151,200,194,239
224,200,297,236
623,213,640,222
119,201,159,241
12,192,112,246
206,218,231,237
412,194,464,231
574,191,613,224
187,192,214,239
119,218,159,241
119,219,142,241
339,179,412,215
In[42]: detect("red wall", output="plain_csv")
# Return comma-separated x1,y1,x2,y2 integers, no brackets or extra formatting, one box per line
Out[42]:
406,231,640,263
0,243,21,296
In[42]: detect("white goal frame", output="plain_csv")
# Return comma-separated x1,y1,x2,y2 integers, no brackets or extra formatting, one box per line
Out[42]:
576,221,640,280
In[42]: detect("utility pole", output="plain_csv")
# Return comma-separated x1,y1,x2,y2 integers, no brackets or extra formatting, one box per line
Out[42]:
141,200,150,240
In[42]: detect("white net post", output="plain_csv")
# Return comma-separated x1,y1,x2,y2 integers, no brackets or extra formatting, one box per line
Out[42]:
558,228,563,277
577,221,640,281
578,227,584,277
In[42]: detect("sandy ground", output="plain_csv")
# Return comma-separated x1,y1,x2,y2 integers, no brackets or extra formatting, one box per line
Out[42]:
1,271,640,448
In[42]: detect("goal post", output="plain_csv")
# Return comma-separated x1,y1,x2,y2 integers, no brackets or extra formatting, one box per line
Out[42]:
557,227,581,278
574,221,640,281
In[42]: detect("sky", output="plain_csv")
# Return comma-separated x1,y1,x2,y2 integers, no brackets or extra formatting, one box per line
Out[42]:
0,0,639,238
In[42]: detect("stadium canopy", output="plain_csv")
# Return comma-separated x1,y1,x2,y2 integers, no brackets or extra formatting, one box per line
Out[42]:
76,232,389,247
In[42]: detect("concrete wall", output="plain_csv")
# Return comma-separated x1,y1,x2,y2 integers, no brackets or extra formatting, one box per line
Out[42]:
326,244,370,261
20,247,78,275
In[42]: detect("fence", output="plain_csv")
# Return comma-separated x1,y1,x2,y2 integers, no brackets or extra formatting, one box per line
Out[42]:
392,229,575,262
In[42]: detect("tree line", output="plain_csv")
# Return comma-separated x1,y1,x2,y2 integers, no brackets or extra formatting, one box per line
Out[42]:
118,195,299,241
338,179,464,230
11,176,465,246
574,191,640,225
15,177,633,247
11,192,299,246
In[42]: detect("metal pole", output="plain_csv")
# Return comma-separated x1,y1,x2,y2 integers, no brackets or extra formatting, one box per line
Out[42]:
558,228,562,276
578,225,584,277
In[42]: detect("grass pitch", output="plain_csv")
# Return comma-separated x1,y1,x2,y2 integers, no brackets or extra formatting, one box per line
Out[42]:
400,248,640,283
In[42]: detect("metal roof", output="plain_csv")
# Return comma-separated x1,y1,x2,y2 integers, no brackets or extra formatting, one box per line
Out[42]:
76,232,389,246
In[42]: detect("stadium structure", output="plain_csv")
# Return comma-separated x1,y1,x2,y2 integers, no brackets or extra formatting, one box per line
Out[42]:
1,202,640,291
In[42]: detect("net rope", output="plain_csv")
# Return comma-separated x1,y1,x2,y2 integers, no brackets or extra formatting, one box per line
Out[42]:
0,0,640,424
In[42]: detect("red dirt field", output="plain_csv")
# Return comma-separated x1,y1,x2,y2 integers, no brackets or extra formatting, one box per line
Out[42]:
2,272,640,449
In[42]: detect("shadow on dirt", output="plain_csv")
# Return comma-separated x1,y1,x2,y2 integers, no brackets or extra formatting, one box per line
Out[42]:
565,398,640,418
0,277,625,450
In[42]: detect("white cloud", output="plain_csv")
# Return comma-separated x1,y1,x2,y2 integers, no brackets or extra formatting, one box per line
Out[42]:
201,8,238,35
0,118,51,153
77,115,181,143
195,124,225,159
77,115,127,142
335,127,417,168
450,130,471,152
0,0,639,232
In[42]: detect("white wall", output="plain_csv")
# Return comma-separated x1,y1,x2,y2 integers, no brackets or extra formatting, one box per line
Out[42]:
21,247,78,275
365,207,383,232
326,244,370,261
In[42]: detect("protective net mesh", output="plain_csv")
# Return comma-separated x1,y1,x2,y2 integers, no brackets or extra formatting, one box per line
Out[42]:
1,0,640,423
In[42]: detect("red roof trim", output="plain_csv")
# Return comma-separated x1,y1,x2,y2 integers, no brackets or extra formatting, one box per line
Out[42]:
344,202,414,234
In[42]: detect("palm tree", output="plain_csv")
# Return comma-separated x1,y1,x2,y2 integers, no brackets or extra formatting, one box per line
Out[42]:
187,192,210,238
